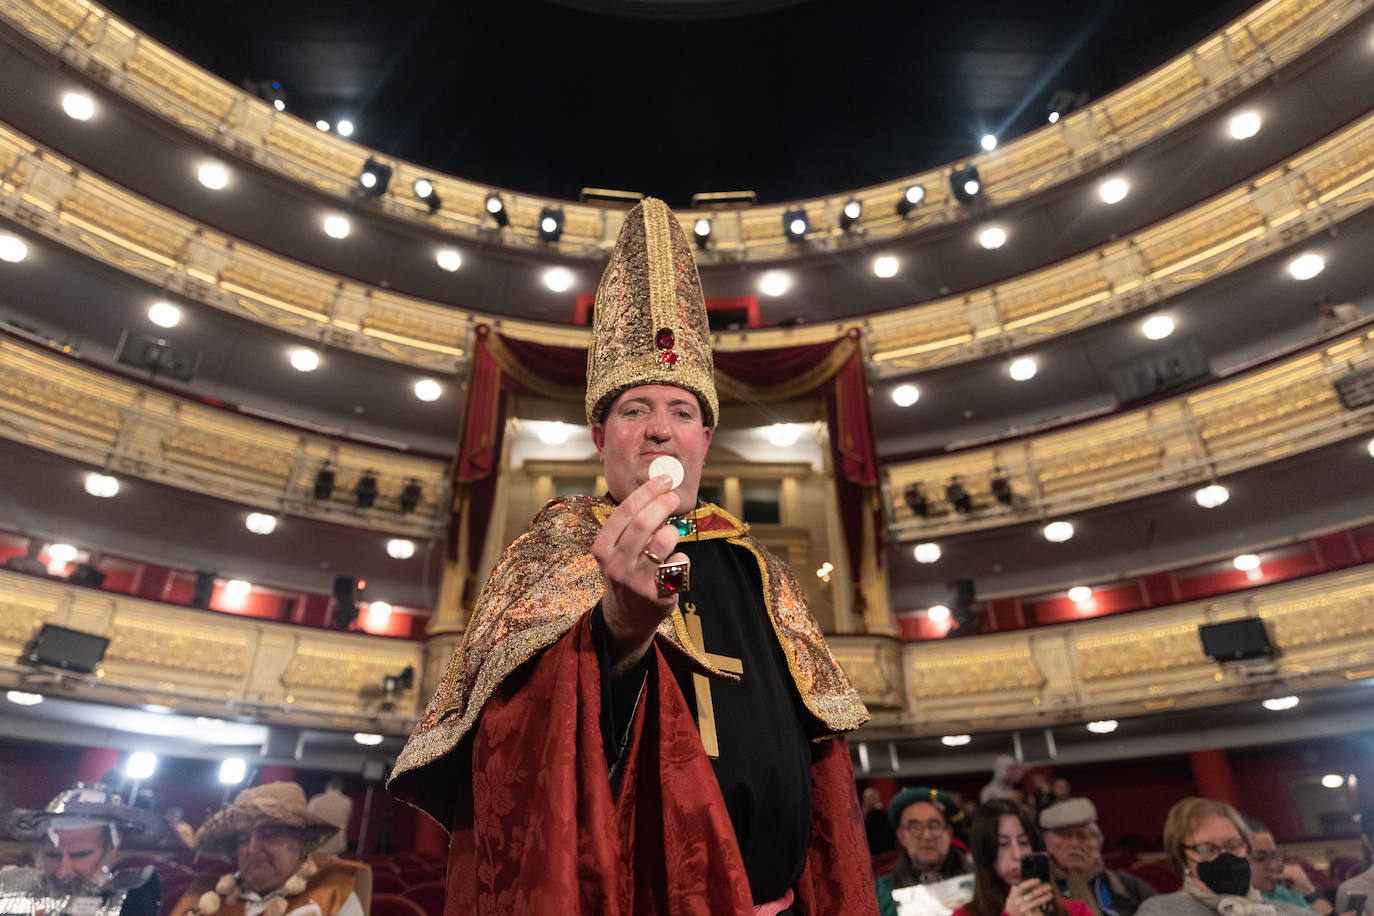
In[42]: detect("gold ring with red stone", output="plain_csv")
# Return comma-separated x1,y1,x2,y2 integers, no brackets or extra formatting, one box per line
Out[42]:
655,558,690,598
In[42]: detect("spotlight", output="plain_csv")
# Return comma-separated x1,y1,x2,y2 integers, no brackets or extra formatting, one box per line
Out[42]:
266,80,286,112
125,751,157,780
693,217,712,250
1008,357,1037,381
872,256,898,279
1229,111,1261,140
1288,253,1324,280
336,120,354,137
543,267,573,292
369,601,393,618
0,234,29,263
913,543,941,564
1043,520,1074,543
783,209,809,241
315,120,330,132
197,163,229,191
928,605,951,622
400,478,421,513
322,216,350,239
355,470,379,509
767,424,799,447
290,347,321,371
537,421,570,445
485,192,509,227
386,538,416,560
980,134,998,152
892,384,919,407
61,91,94,121
1048,89,1088,123
84,472,119,498
951,165,982,204
413,177,441,214
759,271,790,297
1048,111,1060,124
435,249,462,272
1142,314,1175,340
1099,178,1129,204
148,301,182,329
840,198,862,232
1321,773,1344,789
245,512,277,535
538,206,564,241
978,226,1007,249
224,579,252,599
1195,484,1229,508
219,758,246,785
896,184,925,218
414,379,442,401
357,158,391,197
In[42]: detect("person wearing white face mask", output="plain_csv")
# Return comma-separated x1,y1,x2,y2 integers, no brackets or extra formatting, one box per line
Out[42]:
1137,798,1310,916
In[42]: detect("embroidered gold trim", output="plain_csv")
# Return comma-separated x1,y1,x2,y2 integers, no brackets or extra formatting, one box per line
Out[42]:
643,198,675,341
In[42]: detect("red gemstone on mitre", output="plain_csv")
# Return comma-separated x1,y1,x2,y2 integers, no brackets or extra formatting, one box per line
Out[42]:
656,328,675,349
661,566,687,591
660,350,679,366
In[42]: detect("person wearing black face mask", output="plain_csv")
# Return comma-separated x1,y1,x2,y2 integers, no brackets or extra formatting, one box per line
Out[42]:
1136,798,1310,916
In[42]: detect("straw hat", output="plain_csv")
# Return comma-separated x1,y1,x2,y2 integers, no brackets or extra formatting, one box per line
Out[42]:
192,782,339,858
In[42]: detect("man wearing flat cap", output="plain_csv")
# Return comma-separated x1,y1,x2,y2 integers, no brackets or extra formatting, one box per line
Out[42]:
167,782,370,916
1041,798,1155,916
389,198,876,914
2,782,172,916
877,786,974,916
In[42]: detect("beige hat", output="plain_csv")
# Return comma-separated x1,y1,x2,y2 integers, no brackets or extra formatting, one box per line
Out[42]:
1040,797,1098,830
192,782,339,858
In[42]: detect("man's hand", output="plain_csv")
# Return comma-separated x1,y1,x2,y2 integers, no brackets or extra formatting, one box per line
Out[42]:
593,475,687,674
1280,863,1316,895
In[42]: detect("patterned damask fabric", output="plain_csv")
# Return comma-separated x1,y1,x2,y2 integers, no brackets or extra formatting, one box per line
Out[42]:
445,613,879,915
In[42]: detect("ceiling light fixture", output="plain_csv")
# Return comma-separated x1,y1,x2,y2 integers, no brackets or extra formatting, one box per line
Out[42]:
951,165,982,204
783,208,809,241
47,543,77,565
767,423,800,447
61,91,94,121
369,601,393,618
897,184,925,217
543,267,573,293
1043,520,1075,543
981,134,998,151
414,378,443,401
892,384,919,407
1288,253,1324,280
485,192,508,227
1195,484,1229,508
224,579,252,599
289,348,320,372
1087,719,1119,734
219,758,247,785
357,157,391,197
759,271,790,297
941,734,970,746
125,752,157,780
873,255,899,278
322,215,350,239
1321,773,1344,789
148,301,181,329
538,206,564,241
1229,111,1261,140
1142,314,1175,340
386,538,416,560
840,198,862,232
927,605,951,622
84,473,119,498
537,420,570,445
353,732,384,746
245,512,277,535
1068,586,1093,603
413,177,441,214
315,120,330,132
435,248,461,272
1262,695,1299,711
6,690,43,706
0,234,29,263
1008,357,1038,381
197,162,229,191
1366,437,1374,458
913,542,942,564
979,226,1007,249
336,120,354,137
693,217,712,250
1099,178,1129,204
1233,554,1261,572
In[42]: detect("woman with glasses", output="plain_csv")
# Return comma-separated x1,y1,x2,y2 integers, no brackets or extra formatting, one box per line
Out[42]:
1136,798,1310,916
954,799,1091,916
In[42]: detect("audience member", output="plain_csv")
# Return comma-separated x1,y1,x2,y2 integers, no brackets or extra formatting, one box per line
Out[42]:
1315,297,1362,335
982,755,1027,803
1335,803,1374,916
991,472,1013,507
1137,797,1309,916
1041,797,1156,916
947,477,973,514
1247,818,1330,912
1033,773,1072,814
906,482,930,519
307,777,353,857
955,798,1093,916
865,786,898,855
2,538,47,575
877,786,973,916
169,782,369,916
165,806,195,847
3,783,169,916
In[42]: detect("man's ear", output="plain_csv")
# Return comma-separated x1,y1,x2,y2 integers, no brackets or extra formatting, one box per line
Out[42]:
702,426,712,453
590,423,605,459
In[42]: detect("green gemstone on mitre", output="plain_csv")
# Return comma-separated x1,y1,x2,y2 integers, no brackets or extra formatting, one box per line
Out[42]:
670,516,694,537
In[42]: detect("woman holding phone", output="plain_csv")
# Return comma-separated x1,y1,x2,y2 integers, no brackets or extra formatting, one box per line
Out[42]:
956,799,1093,916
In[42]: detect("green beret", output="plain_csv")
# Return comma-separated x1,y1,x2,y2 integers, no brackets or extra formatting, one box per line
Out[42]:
888,786,966,837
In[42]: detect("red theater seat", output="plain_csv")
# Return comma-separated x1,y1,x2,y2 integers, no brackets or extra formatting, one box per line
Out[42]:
370,871,407,895
402,881,445,916
370,895,428,916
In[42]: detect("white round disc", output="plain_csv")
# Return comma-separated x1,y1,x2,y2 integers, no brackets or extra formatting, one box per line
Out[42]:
649,455,684,489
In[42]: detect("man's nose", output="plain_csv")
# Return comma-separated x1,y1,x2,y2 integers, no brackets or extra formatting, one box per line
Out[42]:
645,410,672,440
54,854,76,879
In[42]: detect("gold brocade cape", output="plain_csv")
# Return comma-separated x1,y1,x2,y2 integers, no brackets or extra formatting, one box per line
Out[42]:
389,495,869,827
167,859,369,916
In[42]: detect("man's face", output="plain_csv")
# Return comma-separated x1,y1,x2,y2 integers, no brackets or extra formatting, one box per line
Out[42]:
1045,824,1100,874
1053,778,1070,799
235,824,305,894
897,801,952,869
591,385,712,515
1250,832,1282,891
42,826,116,891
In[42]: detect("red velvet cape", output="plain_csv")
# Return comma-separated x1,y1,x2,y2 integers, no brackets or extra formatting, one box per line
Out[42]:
441,613,878,915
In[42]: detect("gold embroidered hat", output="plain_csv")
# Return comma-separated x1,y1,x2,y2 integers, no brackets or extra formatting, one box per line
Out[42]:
585,198,719,428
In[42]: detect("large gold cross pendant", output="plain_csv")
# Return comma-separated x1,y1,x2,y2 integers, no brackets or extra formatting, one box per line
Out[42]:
683,602,743,758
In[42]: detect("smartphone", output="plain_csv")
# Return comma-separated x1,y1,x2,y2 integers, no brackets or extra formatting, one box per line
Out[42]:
1021,852,1052,884
1348,894,1367,916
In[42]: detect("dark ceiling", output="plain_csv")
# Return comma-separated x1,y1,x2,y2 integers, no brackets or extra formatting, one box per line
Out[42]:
98,0,1255,205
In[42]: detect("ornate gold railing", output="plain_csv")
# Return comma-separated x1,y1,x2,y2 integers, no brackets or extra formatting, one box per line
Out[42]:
0,336,451,536
829,564,1374,734
0,0,1363,261
884,331,1374,540
0,568,424,730
3,110,1372,376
